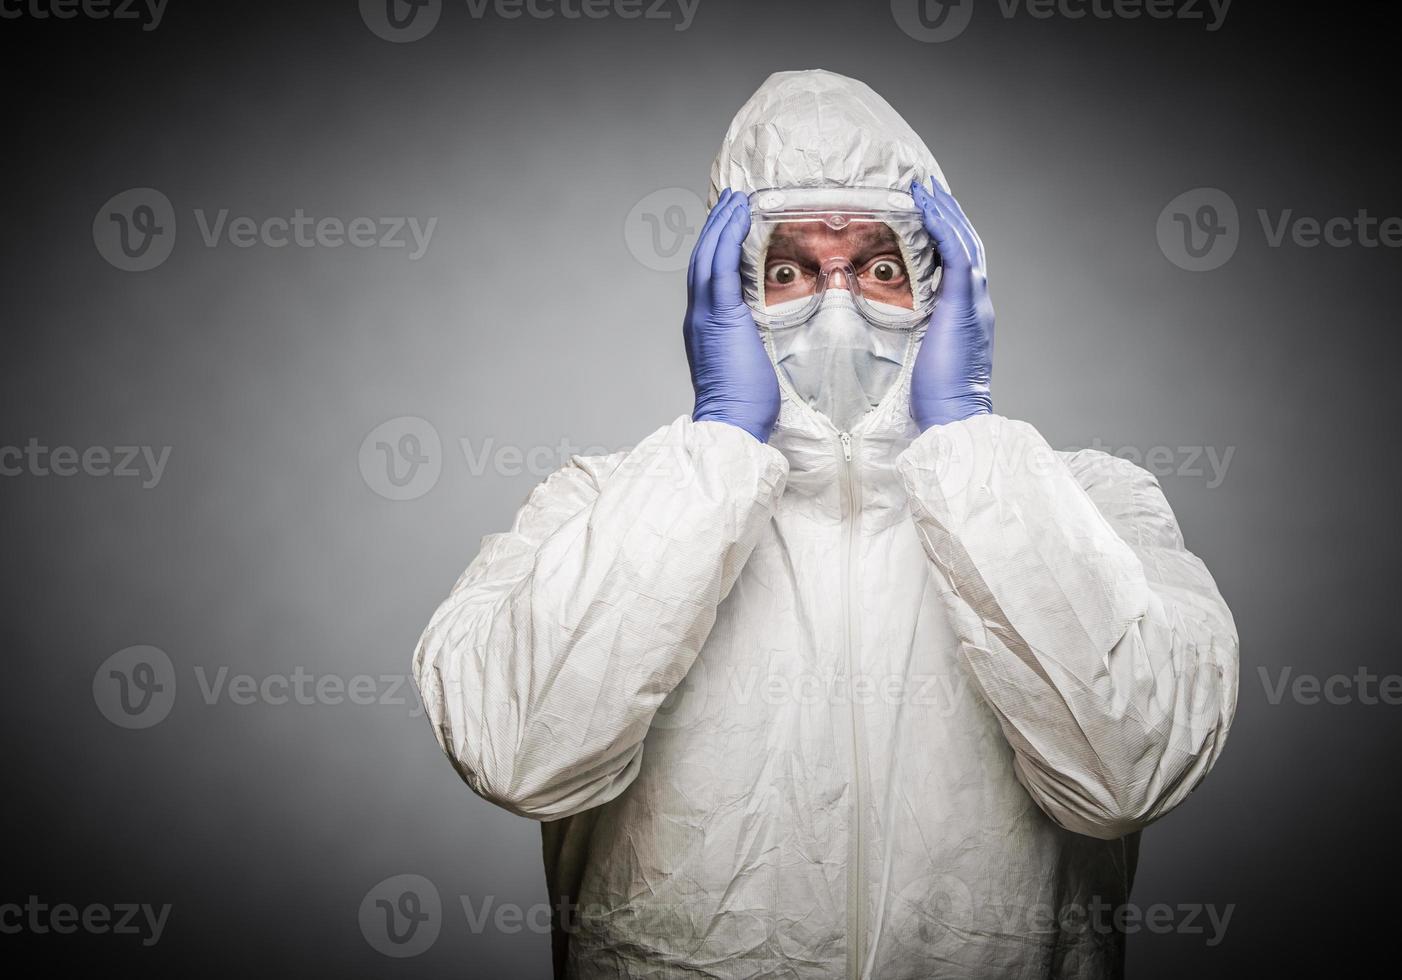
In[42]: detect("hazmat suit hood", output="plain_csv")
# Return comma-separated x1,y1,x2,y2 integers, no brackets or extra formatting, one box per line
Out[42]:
707,69,948,204
705,69,946,504
707,70,948,439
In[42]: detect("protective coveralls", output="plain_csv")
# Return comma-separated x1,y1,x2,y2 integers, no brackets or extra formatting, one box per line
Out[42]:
412,70,1239,979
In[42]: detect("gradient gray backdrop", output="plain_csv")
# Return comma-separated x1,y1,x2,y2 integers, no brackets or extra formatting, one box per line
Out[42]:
3,0,1400,975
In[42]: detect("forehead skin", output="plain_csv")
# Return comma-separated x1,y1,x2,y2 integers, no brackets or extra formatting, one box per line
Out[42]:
765,220,904,266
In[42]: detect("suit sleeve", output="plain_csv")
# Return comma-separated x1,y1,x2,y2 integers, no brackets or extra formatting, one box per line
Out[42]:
412,417,789,820
897,414,1239,839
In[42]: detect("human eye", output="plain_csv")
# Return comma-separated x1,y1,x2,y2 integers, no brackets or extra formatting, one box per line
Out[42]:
863,256,907,285
765,261,805,287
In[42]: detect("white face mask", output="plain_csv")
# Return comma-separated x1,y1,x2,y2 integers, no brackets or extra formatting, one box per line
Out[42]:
765,293,914,432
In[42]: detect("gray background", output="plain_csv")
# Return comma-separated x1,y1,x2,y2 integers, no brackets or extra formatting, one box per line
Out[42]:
3,0,1399,975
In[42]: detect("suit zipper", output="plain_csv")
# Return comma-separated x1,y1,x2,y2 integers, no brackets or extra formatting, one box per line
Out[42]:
838,430,867,978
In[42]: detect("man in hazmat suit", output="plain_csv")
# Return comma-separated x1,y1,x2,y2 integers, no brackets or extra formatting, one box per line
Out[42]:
412,69,1239,979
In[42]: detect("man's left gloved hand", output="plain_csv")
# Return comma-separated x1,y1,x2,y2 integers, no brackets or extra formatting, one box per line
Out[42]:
909,178,995,431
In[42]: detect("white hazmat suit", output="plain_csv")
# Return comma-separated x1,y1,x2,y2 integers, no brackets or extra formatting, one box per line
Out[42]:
413,70,1239,979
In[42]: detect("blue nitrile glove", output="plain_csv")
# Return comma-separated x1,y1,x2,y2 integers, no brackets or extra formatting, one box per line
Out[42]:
684,188,781,443
909,178,995,430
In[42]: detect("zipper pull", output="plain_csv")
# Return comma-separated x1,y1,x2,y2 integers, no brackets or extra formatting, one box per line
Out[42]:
839,432,853,461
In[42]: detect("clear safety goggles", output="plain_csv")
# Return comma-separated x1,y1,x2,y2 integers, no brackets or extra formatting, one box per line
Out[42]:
742,187,940,330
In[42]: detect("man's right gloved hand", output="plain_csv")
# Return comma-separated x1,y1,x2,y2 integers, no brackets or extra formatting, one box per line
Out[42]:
684,189,781,444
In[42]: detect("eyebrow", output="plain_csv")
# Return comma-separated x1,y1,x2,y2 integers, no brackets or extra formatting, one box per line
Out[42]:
767,221,903,261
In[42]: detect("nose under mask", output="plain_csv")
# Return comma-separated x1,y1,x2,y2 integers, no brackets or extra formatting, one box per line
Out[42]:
765,293,914,432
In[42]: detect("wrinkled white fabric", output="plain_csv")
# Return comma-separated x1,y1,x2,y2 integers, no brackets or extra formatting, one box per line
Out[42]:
708,71,948,203
413,69,1238,980
767,294,911,432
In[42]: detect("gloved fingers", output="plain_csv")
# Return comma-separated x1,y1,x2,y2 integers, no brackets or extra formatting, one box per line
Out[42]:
692,190,745,291
924,177,982,272
690,189,734,277
688,188,734,301
912,179,975,276
709,198,750,311
929,180,987,274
